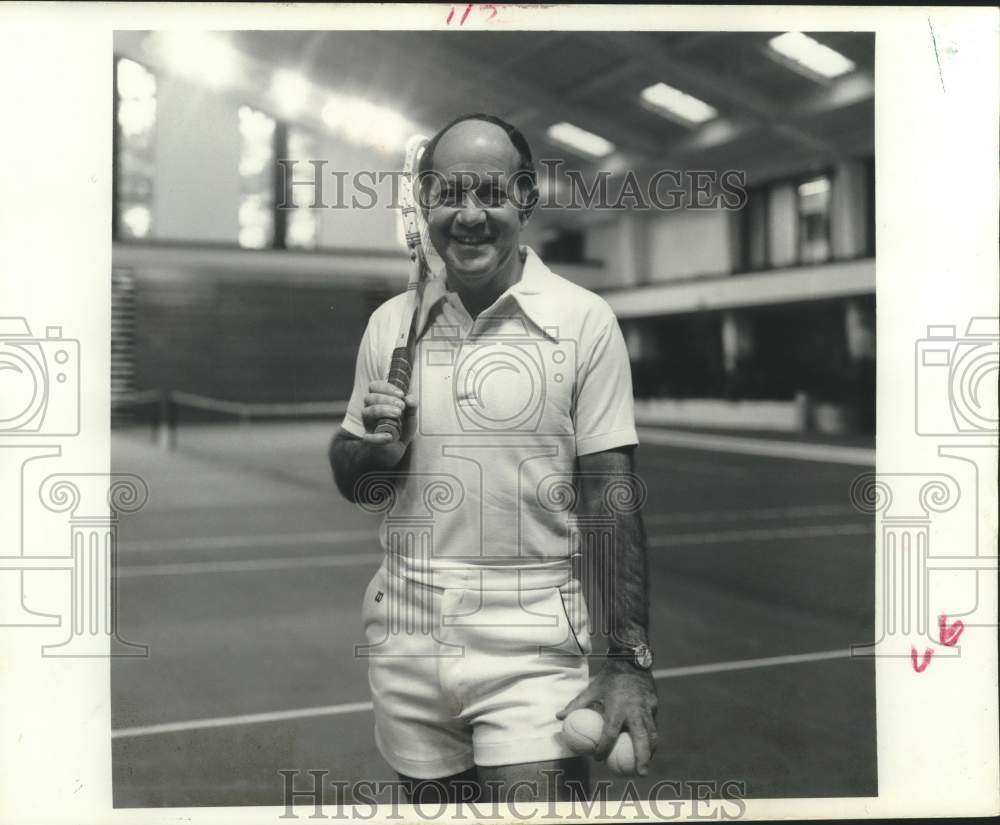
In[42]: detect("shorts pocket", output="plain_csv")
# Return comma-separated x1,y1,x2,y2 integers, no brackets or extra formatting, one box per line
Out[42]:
360,563,388,642
555,582,593,656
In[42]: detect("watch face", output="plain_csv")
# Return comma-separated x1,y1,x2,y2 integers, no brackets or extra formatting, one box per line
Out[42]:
636,644,653,669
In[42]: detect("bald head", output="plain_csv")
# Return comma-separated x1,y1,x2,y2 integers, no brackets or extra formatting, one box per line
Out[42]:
419,114,535,295
417,113,537,216
432,119,522,179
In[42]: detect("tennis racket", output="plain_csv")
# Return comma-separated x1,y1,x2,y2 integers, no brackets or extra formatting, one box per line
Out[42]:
373,133,432,440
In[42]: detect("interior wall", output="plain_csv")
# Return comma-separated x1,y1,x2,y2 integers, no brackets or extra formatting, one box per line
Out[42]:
767,183,798,267
128,264,391,402
153,75,242,243
647,207,735,281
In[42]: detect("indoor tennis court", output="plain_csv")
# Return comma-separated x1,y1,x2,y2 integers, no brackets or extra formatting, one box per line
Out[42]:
109,28,877,807
110,410,875,806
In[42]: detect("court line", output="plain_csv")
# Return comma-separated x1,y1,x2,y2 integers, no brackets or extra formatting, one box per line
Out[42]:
122,505,858,554
639,456,750,478
116,552,383,578
648,503,854,525
647,522,872,547
117,523,872,578
636,428,875,466
125,528,376,553
110,648,851,739
112,701,376,739
651,648,851,679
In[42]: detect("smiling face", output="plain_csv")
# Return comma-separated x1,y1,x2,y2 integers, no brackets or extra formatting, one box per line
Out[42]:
423,119,529,295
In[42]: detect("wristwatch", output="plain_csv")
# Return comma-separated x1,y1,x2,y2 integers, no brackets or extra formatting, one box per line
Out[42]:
607,642,654,670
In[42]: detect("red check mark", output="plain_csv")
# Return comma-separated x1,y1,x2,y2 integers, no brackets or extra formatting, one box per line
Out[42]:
938,614,965,647
911,646,934,673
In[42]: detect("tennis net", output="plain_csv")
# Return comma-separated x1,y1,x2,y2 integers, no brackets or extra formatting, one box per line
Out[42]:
114,390,348,451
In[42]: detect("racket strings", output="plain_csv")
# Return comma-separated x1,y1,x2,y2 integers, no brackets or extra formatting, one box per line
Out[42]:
408,139,441,277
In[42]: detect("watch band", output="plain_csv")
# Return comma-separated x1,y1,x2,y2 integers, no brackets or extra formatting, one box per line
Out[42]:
607,642,654,670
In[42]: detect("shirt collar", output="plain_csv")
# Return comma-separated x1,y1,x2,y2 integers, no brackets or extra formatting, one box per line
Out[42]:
415,246,557,341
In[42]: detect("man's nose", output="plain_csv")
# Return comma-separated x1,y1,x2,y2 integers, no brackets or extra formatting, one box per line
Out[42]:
454,193,487,226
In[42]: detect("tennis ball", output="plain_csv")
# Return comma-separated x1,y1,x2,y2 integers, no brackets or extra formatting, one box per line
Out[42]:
561,708,604,755
607,731,638,776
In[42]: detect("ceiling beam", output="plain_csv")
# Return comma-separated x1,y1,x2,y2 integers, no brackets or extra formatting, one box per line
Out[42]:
592,31,862,159
597,32,783,120
667,31,734,55
564,59,644,100
670,72,872,158
385,33,665,161
495,31,566,71
784,73,874,119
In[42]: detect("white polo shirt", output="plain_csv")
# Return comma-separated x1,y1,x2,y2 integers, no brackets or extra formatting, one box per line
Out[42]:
340,246,638,567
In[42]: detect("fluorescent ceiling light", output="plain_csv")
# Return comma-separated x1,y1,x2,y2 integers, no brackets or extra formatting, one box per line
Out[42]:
768,32,856,79
271,69,312,117
159,32,239,88
322,94,415,154
640,82,717,125
798,177,830,197
547,122,615,158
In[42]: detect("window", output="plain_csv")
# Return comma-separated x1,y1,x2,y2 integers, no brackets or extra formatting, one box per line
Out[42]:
110,268,137,403
284,128,319,250
114,57,157,240
237,105,276,249
739,184,769,271
797,174,832,264
540,227,584,264
864,156,875,257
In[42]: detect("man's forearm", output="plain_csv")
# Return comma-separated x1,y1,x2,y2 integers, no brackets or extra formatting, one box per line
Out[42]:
328,432,399,502
607,507,650,648
577,448,650,648
568,448,658,767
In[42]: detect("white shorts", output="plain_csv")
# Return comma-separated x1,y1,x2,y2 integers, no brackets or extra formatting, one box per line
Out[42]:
358,554,592,779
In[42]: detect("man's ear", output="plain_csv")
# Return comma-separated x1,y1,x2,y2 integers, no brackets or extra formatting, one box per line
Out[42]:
519,188,538,225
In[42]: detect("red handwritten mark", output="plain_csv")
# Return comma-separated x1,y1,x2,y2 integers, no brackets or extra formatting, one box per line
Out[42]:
911,646,934,673
448,3,500,25
938,614,965,647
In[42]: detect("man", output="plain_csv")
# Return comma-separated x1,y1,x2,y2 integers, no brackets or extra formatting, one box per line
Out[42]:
329,114,656,803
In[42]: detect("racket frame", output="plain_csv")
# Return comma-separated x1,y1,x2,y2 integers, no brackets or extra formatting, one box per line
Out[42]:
373,134,431,439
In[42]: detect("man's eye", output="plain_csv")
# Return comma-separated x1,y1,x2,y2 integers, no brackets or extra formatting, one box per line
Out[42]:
479,188,507,206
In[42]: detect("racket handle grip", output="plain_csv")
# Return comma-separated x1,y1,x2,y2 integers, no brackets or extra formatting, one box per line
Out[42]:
373,347,412,440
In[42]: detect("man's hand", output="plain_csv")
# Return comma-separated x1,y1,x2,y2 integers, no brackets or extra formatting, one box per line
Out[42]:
360,380,417,468
557,659,658,775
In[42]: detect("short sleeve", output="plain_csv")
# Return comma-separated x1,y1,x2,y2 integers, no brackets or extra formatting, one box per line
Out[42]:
573,314,639,456
340,319,381,438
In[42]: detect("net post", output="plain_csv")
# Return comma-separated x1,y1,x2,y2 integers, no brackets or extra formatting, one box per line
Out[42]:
149,392,160,443
794,390,813,432
157,389,176,451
